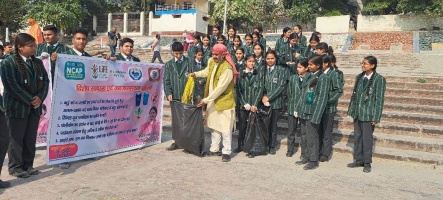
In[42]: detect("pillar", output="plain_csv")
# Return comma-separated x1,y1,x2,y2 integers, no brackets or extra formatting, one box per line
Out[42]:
149,11,153,36
123,12,128,35
108,13,112,32
93,15,97,32
140,12,145,36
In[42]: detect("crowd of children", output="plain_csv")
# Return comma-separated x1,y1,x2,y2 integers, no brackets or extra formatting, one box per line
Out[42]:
164,25,386,173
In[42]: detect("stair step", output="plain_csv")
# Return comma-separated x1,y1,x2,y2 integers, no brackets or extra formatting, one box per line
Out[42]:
338,101,443,115
343,75,443,84
331,128,443,154
336,108,443,126
341,86,443,98
340,94,443,107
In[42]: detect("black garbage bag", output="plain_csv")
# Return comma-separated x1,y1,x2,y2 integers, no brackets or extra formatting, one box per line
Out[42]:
243,106,271,155
170,101,205,155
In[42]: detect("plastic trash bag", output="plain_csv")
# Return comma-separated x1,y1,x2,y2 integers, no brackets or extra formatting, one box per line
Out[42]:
171,100,204,155
243,106,271,155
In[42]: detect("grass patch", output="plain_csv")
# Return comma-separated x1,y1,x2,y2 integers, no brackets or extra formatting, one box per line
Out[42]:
417,78,427,83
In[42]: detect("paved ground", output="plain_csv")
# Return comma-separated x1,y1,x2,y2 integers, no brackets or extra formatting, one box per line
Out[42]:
1,133,442,199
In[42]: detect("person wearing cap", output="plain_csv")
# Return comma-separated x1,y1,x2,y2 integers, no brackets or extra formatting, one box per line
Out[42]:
189,44,239,162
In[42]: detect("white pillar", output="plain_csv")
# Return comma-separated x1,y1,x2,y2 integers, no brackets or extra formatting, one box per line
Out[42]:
140,12,145,36
149,11,153,36
5,28,9,42
108,13,112,32
123,12,128,35
93,15,97,32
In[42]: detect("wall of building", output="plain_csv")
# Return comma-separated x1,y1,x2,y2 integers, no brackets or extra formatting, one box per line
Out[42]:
316,15,350,33
151,13,197,33
357,14,443,32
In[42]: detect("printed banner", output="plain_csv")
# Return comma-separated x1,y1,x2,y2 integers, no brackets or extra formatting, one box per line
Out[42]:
36,57,52,147
46,54,164,165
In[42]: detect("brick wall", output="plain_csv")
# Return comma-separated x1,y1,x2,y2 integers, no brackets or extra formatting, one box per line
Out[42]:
349,32,413,52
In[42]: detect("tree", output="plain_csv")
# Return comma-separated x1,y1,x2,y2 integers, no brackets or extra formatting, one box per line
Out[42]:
362,0,443,16
284,0,350,24
0,0,28,35
26,0,87,31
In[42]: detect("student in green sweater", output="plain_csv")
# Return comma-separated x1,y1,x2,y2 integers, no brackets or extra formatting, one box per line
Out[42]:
201,35,212,65
261,50,289,155
164,42,190,151
228,35,243,60
187,34,202,61
295,55,329,170
35,25,71,82
189,48,206,105
318,54,343,162
275,27,292,64
234,54,264,155
302,34,320,60
1,33,49,178
293,25,307,48
286,58,309,157
347,56,386,173
253,43,265,69
227,27,236,47
253,27,267,51
114,38,141,62
243,34,254,57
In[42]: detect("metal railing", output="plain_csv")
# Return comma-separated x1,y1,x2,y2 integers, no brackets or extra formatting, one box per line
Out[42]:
155,3,196,12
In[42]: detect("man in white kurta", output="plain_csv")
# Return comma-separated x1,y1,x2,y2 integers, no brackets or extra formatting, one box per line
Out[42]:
190,44,238,162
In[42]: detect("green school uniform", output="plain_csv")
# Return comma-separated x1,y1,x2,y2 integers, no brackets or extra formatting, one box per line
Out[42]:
202,46,212,66
35,42,71,78
187,42,201,61
264,65,289,109
323,68,344,114
260,36,267,50
62,49,91,57
298,34,307,48
287,74,305,116
210,35,227,47
115,53,140,62
243,44,253,57
347,72,386,123
0,56,49,118
298,71,329,124
301,47,316,60
189,59,206,105
275,37,289,63
237,68,264,109
228,44,243,60
235,59,245,72
163,56,190,101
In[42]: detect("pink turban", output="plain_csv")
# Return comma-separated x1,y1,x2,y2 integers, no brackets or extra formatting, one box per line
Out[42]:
212,44,239,83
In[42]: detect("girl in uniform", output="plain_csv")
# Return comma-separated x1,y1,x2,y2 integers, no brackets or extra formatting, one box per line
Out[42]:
234,48,245,72
261,50,289,155
228,35,243,60
234,55,263,155
201,35,212,65
286,58,309,157
217,35,227,45
293,25,307,48
0,33,49,178
275,27,292,64
296,55,329,170
227,27,236,47
303,34,320,60
187,34,202,61
347,56,386,173
243,33,254,57
253,27,267,50
190,48,206,106
253,43,265,69
318,54,343,162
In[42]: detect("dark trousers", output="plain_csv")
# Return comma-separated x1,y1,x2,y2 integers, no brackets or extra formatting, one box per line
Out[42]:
268,109,281,148
300,119,320,162
237,110,249,148
0,112,10,174
151,51,164,64
353,119,375,163
287,115,299,153
8,110,40,173
319,112,335,157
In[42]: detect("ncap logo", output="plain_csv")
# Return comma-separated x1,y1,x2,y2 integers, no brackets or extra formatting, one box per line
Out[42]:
64,61,85,80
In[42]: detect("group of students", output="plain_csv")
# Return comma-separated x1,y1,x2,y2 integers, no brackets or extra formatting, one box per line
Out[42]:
165,25,386,173
0,24,144,188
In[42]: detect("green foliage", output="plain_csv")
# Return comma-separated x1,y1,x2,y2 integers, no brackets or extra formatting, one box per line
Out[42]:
417,78,427,83
0,0,28,35
26,0,87,31
362,0,443,16
285,0,349,24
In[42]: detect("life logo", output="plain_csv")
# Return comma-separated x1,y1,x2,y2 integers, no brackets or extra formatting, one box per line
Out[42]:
64,61,85,80
128,67,143,81
91,63,109,81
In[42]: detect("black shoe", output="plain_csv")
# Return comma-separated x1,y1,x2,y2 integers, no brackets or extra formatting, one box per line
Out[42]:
269,148,276,155
166,143,179,151
206,151,222,156
303,161,319,170
286,151,293,157
233,146,243,153
0,180,11,188
247,153,256,158
295,159,308,165
363,163,372,173
9,169,30,178
26,167,40,175
319,155,329,162
347,161,364,168
222,154,231,162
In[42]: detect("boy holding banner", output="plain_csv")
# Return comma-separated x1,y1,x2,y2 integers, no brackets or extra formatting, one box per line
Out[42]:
114,38,140,62
164,42,190,151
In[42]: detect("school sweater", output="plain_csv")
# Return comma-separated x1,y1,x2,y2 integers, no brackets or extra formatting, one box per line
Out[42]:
116,53,140,62
263,65,289,109
298,71,329,124
237,68,264,109
163,56,190,101
324,68,344,114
